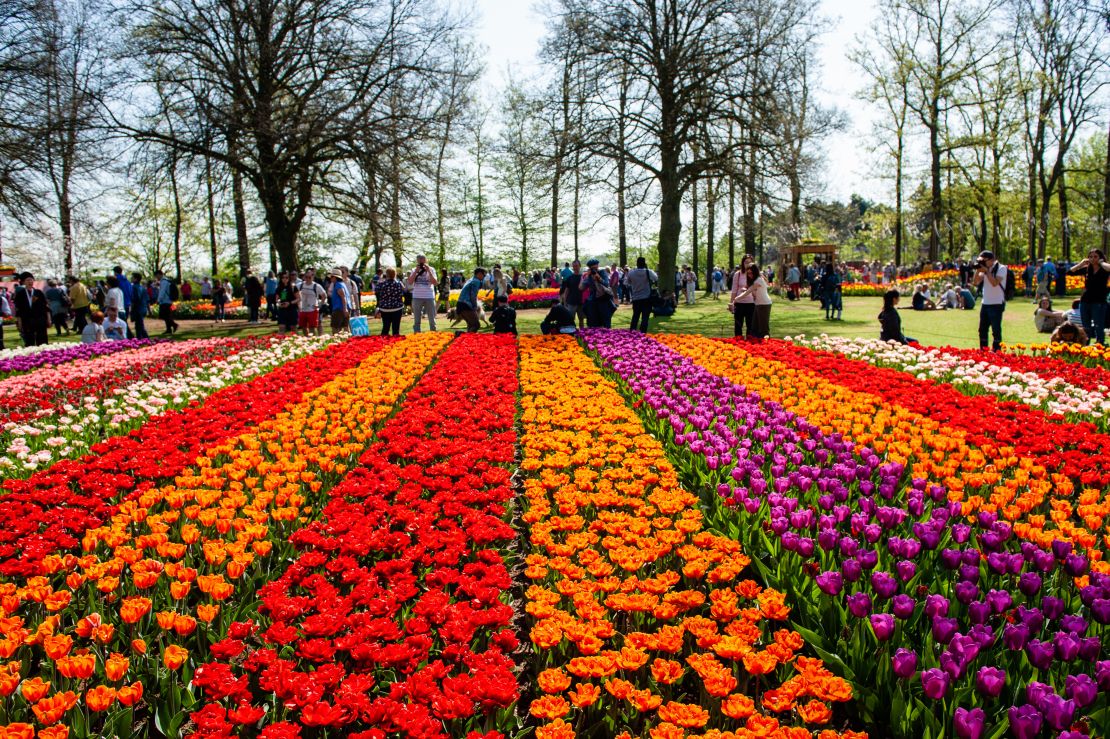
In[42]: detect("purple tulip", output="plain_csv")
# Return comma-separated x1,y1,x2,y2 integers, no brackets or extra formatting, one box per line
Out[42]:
975,666,1005,699
843,558,862,582
986,589,1012,614
1055,631,1081,662
1026,639,1055,670
1078,636,1100,662
953,707,984,739
1003,625,1029,653
1065,673,1098,708
1007,704,1043,739
968,601,991,625
920,668,948,700
1042,596,1065,620
892,594,916,620
870,613,895,641
816,570,843,596
1026,681,1055,710
896,559,916,582
1016,606,1044,632
1091,598,1110,625
1097,660,1110,691
871,571,898,600
847,592,872,618
1040,694,1076,732
925,594,950,618
932,616,958,644
940,548,963,569
1052,539,1073,559
1018,572,1042,597
954,580,979,605
1064,554,1089,577
891,648,917,679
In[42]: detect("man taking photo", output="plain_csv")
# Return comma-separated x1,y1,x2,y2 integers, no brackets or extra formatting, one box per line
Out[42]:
972,250,1007,351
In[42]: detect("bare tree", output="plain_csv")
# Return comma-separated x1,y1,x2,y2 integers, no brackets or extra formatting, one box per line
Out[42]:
493,81,550,271
124,0,468,271
554,0,812,289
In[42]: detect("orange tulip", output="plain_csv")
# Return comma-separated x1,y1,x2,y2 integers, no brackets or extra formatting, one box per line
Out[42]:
20,677,50,703
31,691,77,725
116,681,143,707
130,638,147,655
54,653,94,680
196,604,220,623
163,645,188,670
38,725,70,739
104,653,129,682
85,685,116,712
119,597,151,625
1,724,34,739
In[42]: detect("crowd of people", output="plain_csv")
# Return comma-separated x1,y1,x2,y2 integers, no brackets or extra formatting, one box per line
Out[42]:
0,268,181,348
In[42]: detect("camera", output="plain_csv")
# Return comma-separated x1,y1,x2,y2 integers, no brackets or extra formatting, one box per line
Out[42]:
975,258,989,270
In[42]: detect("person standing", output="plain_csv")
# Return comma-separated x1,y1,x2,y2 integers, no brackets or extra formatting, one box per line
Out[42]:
14,272,50,346
341,266,360,316
244,269,264,325
711,266,723,300
1023,261,1035,298
297,267,326,336
0,288,10,349
682,266,697,305
212,279,228,323
264,271,278,320
180,279,193,301
786,263,801,301
582,259,615,328
729,255,756,338
104,276,126,320
973,250,1007,351
200,276,212,300
113,265,132,320
405,254,439,332
154,270,179,335
623,257,658,333
327,269,351,334
130,272,150,339
275,273,299,333
455,268,485,333
731,264,771,339
44,279,70,336
1036,258,1055,298
374,267,405,336
559,260,586,329
67,276,91,333
1068,249,1110,345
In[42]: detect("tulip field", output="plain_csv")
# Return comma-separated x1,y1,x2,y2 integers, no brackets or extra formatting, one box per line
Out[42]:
0,333,1108,739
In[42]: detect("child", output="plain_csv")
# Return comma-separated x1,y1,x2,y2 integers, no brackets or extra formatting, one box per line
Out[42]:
102,306,128,341
81,311,107,344
489,294,517,335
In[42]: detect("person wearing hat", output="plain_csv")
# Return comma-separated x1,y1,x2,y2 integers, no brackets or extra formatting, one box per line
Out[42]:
327,269,351,334
582,258,615,328
13,272,50,346
455,267,485,333
405,253,439,332
972,250,1007,350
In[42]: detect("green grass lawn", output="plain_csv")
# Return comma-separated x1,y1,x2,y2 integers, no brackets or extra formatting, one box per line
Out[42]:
36,294,1051,349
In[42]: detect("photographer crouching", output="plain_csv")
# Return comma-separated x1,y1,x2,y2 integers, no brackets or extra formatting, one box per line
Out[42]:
972,250,1007,351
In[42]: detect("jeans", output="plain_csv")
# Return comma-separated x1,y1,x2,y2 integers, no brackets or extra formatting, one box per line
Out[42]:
132,309,148,339
411,297,437,332
630,297,652,332
380,310,401,336
734,303,755,338
249,303,260,323
266,294,276,319
979,303,1005,350
752,304,771,338
456,306,479,333
1080,301,1107,345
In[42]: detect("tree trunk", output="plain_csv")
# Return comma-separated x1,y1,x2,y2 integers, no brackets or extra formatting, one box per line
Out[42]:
550,163,561,268
389,150,402,268
894,132,904,267
58,186,74,277
656,163,682,294
205,156,219,275
572,149,581,262
1059,171,1072,262
617,152,628,266
169,151,183,280
727,174,736,270
928,119,942,263
232,165,251,276
1103,119,1110,253
691,176,699,280
435,130,450,275
705,177,716,290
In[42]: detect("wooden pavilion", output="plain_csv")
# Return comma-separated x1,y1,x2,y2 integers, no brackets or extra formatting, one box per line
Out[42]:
779,241,839,282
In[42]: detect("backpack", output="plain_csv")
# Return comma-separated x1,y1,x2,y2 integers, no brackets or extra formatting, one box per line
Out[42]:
169,281,180,301
993,264,1016,301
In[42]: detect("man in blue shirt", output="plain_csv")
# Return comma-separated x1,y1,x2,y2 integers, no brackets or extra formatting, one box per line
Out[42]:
455,267,485,333
154,270,179,335
130,272,150,339
1037,258,1056,298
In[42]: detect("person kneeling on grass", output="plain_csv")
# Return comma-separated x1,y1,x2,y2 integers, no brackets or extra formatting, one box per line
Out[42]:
489,294,518,335
540,300,577,335
454,268,485,334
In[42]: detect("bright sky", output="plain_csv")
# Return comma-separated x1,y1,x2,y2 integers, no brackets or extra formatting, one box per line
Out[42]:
472,0,886,205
